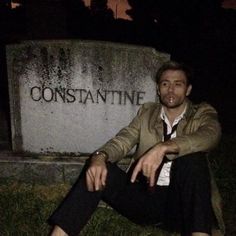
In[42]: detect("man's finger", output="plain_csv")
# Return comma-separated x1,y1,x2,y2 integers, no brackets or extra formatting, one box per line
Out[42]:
94,169,102,191
143,164,151,178
101,168,107,187
149,170,156,187
131,162,142,183
86,172,94,192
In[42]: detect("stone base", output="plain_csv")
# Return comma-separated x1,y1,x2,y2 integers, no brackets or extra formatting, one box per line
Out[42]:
0,152,130,185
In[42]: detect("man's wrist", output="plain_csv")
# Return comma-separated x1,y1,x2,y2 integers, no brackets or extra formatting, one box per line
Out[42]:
153,143,167,156
160,140,180,154
91,151,109,162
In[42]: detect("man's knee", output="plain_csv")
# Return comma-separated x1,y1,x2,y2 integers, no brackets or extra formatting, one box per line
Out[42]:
171,152,210,184
174,152,208,171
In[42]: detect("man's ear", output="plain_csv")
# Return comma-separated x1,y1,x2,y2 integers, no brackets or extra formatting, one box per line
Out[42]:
186,84,192,96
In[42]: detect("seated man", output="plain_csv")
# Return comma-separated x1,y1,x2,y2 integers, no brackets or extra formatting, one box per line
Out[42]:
48,61,225,236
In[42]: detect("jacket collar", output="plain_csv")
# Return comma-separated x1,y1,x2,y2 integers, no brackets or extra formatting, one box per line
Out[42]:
152,99,195,136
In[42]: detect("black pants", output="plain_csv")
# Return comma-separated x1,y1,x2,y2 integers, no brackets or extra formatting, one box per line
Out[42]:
48,153,213,236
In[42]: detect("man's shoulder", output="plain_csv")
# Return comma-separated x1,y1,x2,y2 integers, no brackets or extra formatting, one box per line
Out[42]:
138,102,160,113
192,101,217,111
135,102,161,118
140,102,160,109
189,101,218,118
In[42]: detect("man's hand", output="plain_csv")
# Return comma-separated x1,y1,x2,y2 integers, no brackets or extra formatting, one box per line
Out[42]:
131,143,166,186
86,156,107,192
131,141,179,187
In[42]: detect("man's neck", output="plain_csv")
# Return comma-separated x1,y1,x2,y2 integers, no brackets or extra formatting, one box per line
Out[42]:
163,103,187,125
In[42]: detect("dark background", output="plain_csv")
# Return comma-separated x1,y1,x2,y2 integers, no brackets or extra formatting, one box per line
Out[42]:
0,0,235,146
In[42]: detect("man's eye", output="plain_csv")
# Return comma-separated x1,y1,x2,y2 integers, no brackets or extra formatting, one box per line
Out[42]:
175,83,182,86
161,82,168,86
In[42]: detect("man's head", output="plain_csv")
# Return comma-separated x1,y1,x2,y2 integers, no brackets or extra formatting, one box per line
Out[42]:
156,61,192,109
156,61,193,85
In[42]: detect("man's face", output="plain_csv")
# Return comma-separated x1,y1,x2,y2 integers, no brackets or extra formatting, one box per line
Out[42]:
157,69,192,109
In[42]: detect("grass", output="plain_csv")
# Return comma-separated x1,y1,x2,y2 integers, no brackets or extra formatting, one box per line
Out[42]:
0,134,235,235
0,183,68,236
0,182,174,236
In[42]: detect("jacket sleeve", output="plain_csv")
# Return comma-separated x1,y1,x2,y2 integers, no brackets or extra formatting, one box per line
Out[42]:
97,104,148,162
168,103,221,160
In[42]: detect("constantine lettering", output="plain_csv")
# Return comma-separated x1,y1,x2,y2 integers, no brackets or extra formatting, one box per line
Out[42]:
30,86,146,105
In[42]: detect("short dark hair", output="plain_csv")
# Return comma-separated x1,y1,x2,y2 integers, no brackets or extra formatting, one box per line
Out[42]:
156,61,193,85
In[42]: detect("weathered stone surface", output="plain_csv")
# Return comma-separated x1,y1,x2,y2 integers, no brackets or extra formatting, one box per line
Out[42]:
7,40,169,155
0,154,83,184
0,153,130,184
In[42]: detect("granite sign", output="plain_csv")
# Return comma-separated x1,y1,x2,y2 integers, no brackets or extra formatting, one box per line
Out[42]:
7,40,169,155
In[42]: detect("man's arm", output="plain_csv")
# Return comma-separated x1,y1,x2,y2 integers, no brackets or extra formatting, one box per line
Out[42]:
86,104,149,191
168,103,221,160
86,153,108,192
131,140,179,186
131,103,221,186
97,103,152,162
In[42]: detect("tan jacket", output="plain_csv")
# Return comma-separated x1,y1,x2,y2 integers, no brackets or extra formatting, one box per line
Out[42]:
99,100,225,235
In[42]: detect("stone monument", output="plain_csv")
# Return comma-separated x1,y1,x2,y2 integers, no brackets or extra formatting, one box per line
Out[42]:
7,40,169,155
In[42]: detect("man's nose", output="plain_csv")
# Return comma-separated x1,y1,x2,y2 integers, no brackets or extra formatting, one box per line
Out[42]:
168,84,174,92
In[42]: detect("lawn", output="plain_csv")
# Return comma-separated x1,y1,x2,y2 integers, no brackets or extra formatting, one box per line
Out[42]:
0,135,235,236
0,182,176,236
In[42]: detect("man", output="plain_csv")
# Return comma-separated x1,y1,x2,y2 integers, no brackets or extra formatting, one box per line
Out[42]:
49,61,224,236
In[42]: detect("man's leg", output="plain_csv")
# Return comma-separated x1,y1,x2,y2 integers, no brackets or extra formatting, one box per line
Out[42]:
165,152,213,236
48,160,102,236
49,162,167,236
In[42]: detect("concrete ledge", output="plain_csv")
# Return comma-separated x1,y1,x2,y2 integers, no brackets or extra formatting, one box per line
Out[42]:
0,151,130,185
